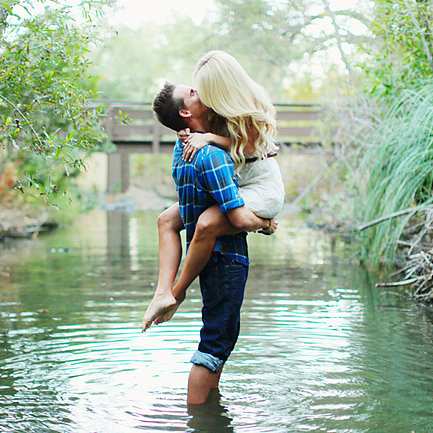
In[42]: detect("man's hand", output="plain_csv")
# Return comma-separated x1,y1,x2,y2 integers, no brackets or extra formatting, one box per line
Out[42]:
258,218,278,235
226,206,279,234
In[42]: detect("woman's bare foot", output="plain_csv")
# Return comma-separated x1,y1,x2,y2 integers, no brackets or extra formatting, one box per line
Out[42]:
142,291,177,332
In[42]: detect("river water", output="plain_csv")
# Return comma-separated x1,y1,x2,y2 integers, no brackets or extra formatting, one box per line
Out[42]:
0,209,432,433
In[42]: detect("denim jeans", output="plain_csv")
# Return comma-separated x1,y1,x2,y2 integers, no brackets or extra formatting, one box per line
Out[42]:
190,252,249,373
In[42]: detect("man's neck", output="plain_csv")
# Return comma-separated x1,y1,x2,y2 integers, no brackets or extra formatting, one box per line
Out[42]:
187,115,209,133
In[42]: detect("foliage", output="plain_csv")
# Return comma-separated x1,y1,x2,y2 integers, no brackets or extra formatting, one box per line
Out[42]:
352,83,433,263
89,0,372,104
0,0,110,205
338,0,433,265
364,0,433,98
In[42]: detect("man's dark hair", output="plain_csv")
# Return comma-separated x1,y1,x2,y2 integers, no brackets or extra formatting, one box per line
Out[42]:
152,82,188,131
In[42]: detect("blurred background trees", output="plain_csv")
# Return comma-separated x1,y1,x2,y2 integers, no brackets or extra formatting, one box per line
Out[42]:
91,0,372,102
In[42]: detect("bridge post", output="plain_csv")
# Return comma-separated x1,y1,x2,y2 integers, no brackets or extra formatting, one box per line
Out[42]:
106,104,130,193
152,116,160,154
107,151,129,193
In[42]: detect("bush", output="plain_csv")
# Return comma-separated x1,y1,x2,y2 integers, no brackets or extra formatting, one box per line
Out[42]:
0,0,109,205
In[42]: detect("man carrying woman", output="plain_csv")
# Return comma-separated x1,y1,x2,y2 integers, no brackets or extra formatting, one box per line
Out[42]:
144,51,285,404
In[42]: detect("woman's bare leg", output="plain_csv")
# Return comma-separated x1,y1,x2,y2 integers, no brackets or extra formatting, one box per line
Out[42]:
141,203,184,331
172,205,237,299
154,205,238,325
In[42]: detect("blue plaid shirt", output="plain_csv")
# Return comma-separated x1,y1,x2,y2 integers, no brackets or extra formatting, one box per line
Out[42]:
172,139,249,266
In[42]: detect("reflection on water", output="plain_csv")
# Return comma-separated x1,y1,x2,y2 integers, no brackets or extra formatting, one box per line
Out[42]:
187,390,234,433
1,209,433,432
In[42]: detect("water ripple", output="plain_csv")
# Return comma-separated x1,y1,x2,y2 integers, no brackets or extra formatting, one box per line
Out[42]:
1,210,433,432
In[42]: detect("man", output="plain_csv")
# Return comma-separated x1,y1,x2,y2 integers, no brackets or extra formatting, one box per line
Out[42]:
151,82,275,404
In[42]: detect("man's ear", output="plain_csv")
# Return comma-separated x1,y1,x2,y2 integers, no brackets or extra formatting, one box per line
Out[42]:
179,109,192,119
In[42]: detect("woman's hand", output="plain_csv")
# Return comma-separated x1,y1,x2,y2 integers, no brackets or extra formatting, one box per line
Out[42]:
177,128,190,144
258,218,278,235
183,133,210,162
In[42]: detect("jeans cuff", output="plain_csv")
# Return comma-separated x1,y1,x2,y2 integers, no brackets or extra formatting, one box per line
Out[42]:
190,350,224,373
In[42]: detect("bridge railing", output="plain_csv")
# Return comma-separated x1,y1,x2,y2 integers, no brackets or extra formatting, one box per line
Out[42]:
99,101,321,192
274,103,321,147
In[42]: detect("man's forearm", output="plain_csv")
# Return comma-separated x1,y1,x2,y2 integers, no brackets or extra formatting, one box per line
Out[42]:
226,206,270,232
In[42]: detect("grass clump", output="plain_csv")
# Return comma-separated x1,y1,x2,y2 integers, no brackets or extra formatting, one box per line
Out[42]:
354,81,433,264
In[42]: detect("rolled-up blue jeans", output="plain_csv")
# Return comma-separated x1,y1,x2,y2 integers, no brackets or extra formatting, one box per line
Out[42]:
190,252,248,373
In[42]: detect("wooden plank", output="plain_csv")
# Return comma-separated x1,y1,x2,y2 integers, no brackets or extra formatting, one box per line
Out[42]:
160,124,176,136
277,126,318,137
107,151,129,192
110,109,154,122
110,142,151,152
108,142,175,153
152,117,160,154
107,152,122,193
277,110,321,121
111,124,153,138
102,101,323,193
121,152,129,192
159,141,176,151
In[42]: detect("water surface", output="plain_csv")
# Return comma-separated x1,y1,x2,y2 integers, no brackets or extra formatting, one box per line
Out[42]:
1,210,432,433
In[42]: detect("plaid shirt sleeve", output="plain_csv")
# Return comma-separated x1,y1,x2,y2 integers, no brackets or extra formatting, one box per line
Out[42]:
199,149,245,213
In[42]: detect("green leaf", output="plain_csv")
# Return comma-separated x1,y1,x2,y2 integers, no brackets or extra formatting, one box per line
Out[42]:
1,2,13,14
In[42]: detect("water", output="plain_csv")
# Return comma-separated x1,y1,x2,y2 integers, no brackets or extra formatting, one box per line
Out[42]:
1,209,433,433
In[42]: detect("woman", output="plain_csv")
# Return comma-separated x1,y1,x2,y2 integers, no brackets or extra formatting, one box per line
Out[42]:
142,51,284,331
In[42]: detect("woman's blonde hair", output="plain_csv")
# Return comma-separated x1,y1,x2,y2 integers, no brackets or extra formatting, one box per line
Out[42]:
193,50,277,169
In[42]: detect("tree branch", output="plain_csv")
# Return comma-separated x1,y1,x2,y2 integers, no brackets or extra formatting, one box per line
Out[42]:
376,277,419,287
0,94,44,150
322,0,354,77
357,205,433,232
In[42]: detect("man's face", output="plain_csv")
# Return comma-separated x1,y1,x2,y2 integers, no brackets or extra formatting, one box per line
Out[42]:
173,84,207,119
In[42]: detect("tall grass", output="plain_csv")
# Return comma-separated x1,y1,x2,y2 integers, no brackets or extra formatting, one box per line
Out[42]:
353,81,433,264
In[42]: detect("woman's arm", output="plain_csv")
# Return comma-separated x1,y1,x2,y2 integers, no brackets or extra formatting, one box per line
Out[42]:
179,116,259,161
183,132,231,162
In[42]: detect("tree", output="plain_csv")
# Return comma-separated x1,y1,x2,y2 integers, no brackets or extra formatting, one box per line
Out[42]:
89,15,217,102
211,0,373,99
0,0,109,204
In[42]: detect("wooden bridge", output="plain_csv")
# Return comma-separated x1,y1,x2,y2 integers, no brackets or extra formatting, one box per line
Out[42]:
103,101,321,193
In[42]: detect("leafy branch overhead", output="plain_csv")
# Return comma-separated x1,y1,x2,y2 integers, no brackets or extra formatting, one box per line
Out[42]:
213,0,372,85
0,0,109,203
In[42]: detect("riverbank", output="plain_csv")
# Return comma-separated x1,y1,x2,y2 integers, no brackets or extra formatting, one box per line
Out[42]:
0,148,345,240
0,188,172,242
0,202,57,241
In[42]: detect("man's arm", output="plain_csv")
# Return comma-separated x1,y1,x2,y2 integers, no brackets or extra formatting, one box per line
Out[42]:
226,206,273,232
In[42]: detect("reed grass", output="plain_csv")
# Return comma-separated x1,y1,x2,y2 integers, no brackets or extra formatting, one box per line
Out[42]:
353,81,433,264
